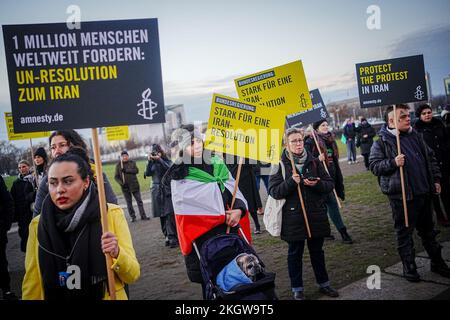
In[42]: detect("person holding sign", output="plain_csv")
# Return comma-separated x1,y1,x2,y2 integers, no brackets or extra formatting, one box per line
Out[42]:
369,104,450,282
22,153,140,300
268,128,338,300
305,120,353,244
413,104,450,227
33,130,118,217
161,124,248,299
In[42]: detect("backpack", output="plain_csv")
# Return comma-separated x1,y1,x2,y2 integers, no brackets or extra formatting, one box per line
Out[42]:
263,162,286,237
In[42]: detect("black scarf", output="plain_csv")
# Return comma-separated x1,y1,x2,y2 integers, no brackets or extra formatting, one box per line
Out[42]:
37,183,107,300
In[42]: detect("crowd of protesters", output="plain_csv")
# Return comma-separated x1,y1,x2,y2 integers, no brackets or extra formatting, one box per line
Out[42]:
1,103,450,300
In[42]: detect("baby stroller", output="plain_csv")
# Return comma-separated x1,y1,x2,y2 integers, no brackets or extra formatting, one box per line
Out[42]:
193,228,277,300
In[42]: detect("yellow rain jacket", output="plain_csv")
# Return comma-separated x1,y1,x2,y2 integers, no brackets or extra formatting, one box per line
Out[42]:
22,204,140,300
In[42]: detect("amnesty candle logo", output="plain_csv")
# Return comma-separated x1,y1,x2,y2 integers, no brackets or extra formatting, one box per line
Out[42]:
137,88,158,120
414,85,425,101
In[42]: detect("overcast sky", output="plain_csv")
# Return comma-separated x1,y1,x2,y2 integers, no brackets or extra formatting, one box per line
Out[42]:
1,0,449,147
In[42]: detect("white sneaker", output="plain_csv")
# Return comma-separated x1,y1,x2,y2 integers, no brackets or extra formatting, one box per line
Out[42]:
348,161,352,165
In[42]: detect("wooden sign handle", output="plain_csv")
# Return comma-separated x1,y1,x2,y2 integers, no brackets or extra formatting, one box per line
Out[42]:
91,128,117,300
392,105,409,227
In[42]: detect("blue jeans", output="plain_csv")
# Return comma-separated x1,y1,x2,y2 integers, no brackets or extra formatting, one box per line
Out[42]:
346,139,357,162
287,238,330,292
325,192,345,231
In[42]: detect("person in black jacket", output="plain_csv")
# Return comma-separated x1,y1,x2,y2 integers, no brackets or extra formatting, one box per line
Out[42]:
269,128,339,300
227,156,263,234
356,118,376,170
369,104,450,282
305,120,353,244
145,143,177,247
10,160,35,252
161,124,247,299
0,175,18,300
413,104,450,227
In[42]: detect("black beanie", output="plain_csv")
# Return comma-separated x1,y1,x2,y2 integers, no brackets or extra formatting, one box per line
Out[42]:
34,147,48,162
312,119,327,130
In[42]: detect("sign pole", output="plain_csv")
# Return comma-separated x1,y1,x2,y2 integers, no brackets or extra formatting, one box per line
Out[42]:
392,105,409,227
310,127,342,208
91,128,117,300
227,156,244,234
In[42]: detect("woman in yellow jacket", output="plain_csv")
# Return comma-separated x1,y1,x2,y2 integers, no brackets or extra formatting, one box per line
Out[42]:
22,153,140,300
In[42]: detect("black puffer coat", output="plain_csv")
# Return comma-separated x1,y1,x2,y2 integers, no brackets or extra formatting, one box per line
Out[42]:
369,125,441,200
268,150,334,241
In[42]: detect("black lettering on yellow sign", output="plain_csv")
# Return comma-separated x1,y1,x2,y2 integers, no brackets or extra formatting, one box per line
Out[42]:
210,128,255,144
212,117,231,128
241,84,262,97
262,80,276,90
238,112,252,123
254,117,270,128
214,106,237,119
264,96,286,107
277,75,292,86
244,95,261,103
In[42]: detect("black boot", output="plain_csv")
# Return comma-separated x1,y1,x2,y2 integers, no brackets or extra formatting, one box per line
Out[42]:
338,227,353,244
401,253,420,282
429,246,450,278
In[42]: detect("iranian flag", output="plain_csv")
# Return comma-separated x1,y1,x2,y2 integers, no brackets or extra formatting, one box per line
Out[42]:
171,157,251,255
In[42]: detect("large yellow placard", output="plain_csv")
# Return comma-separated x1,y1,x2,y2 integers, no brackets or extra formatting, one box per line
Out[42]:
106,126,130,141
204,94,286,164
235,60,312,116
4,112,50,141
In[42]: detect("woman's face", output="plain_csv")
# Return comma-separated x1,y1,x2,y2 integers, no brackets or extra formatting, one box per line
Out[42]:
34,155,44,166
186,138,203,158
50,135,70,158
419,108,433,123
48,161,89,211
318,121,329,134
287,133,304,155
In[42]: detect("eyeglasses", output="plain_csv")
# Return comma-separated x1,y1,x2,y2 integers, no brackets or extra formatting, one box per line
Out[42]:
289,139,304,145
50,141,69,150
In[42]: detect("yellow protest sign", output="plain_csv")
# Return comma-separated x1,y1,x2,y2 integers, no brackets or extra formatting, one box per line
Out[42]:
106,126,129,141
4,112,50,141
204,94,286,164
234,60,312,116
